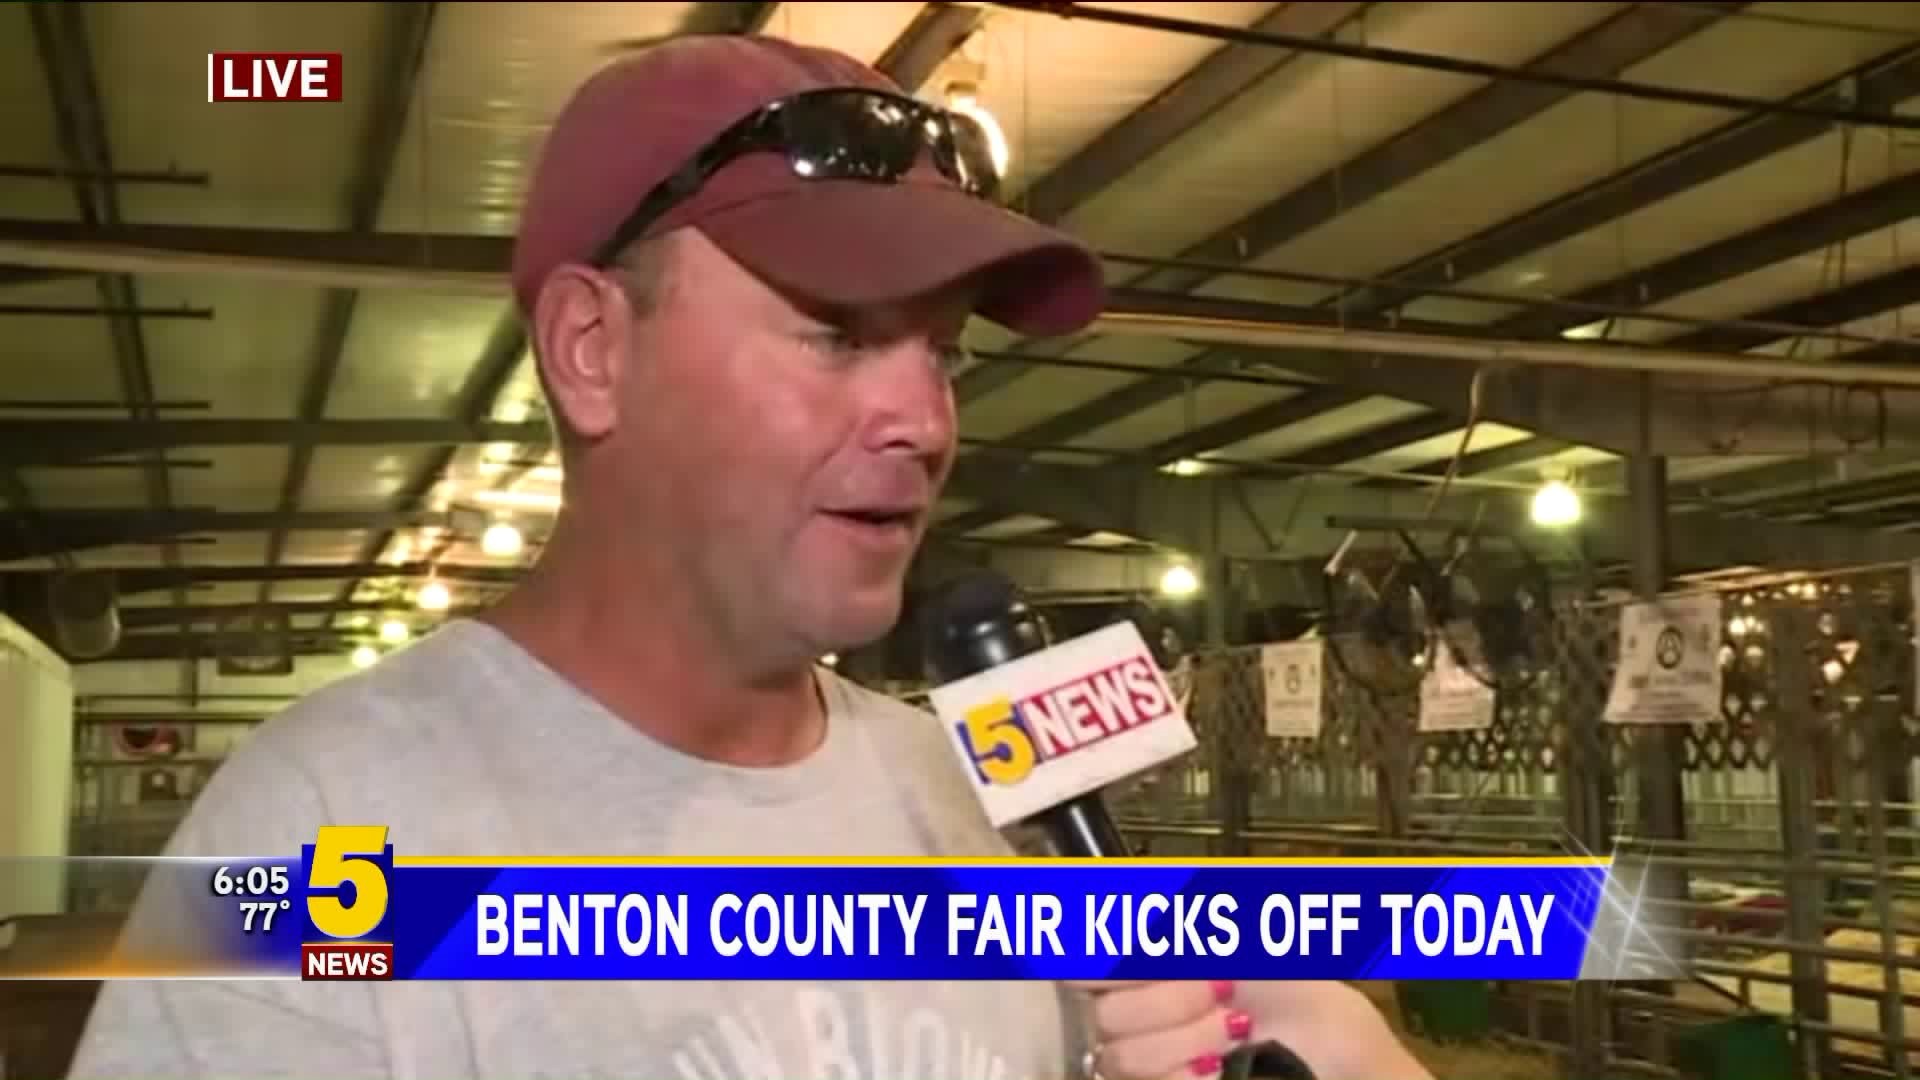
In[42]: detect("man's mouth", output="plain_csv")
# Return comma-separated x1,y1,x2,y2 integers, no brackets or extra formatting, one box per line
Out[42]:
823,508,921,529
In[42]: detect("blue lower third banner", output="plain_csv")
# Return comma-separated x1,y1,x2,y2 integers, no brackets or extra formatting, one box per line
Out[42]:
65,832,1666,982
384,861,1608,981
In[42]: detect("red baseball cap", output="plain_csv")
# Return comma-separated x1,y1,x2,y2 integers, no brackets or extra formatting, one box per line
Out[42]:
512,35,1107,337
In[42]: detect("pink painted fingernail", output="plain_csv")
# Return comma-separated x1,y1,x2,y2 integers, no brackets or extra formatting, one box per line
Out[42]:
1226,1010,1253,1041
1191,1053,1224,1076
1211,979,1236,1003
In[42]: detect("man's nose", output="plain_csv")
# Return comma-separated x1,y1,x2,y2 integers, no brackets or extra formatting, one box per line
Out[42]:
861,340,958,456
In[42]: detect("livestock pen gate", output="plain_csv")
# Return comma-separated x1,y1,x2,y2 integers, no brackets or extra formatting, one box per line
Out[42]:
1106,563,1920,1080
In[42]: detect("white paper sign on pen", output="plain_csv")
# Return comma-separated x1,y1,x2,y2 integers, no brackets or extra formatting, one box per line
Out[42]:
1418,642,1495,732
1260,640,1325,738
1604,592,1723,726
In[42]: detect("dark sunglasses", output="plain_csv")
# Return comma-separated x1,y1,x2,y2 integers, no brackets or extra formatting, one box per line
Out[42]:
592,87,1005,265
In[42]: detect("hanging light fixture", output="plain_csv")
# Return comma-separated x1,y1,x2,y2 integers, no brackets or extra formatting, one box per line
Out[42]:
1159,564,1200,598
417,580,451,613
1530,479,1582,528
481,521,525,558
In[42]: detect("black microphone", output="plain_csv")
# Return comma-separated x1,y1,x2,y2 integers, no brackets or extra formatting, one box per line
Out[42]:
921,570,1130,857
920,569,1315,1080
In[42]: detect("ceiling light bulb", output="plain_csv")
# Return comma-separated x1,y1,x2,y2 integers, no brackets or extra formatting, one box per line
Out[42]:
351,645,379,669
1159,564,1199,598
1530,480,1582,528
379,619,410,645
481,521,525,558
417,580,451,612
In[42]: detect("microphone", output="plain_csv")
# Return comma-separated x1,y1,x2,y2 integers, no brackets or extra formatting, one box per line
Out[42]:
921,570,1131,856
919,569,1315,1080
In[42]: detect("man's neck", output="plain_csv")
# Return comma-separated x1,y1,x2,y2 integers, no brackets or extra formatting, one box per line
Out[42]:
481,520,828,768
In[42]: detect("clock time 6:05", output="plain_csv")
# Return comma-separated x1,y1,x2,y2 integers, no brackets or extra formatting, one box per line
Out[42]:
211,864,290,897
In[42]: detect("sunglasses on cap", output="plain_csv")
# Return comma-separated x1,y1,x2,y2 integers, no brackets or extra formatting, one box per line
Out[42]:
591,87,1005,266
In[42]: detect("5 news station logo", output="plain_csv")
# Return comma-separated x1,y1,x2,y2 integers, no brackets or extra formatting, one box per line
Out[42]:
207,53,342,102
299,826,396,980
956,654,1175,786
939,621,1198,831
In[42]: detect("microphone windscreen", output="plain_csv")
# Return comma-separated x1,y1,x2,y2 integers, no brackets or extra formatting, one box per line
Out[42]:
924,569,1019,627
919,570,1047,682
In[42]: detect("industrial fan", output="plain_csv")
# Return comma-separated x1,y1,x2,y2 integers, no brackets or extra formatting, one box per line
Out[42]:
1430,525,1556,693
1319,532,1437,696
215,606,294,677
1320,521,1555,696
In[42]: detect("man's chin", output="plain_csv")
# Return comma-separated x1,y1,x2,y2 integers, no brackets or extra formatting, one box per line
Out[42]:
808,581,905,653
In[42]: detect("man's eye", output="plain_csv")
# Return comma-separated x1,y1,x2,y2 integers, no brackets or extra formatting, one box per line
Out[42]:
799,330,862,359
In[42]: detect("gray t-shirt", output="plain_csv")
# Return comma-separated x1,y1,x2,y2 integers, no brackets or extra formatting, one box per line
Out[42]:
66,620,1083,1079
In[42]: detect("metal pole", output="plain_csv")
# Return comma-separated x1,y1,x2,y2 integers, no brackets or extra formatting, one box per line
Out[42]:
1867,712,1911,1080
1204,553,1251,857
1630,478,1692,877
1773,605,1833,1078
1629,373,1691,957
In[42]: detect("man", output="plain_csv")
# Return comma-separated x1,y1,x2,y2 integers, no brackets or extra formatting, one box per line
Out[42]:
66,35,1428,1080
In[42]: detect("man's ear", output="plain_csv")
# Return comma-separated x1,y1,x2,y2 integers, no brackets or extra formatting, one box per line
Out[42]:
530,265,633,442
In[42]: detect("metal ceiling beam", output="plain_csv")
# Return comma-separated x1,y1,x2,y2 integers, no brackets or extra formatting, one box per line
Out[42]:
683,1,783,35
953,1,1742,405
1251,341,1920,458
0,546,1282,615
0,561,522,599
1138,2,1745,298
1142,387,1358,468
874,3,985,89
92,630,357,665
0,266,88,289
1662,263,1920,353
30,3,187,624
939,3,1753,535
942,457,1920,573
941,44,1920,537
0,418,550,467
119,600,487,630
994,2,1920,130
1737,467,1920,519
260,2,439,612
1369,435,1578,490
0,509,448,562
1285,412,1465,471
1497,168,1920,338
0,217,506,292
12,116,1914,323
1651,451,1920,509
1018,1,1369,225
1336,44,1920,315
5,43,1906,305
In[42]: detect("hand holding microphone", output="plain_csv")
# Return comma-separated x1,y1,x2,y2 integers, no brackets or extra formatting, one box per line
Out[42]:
1067,979,1433,1080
